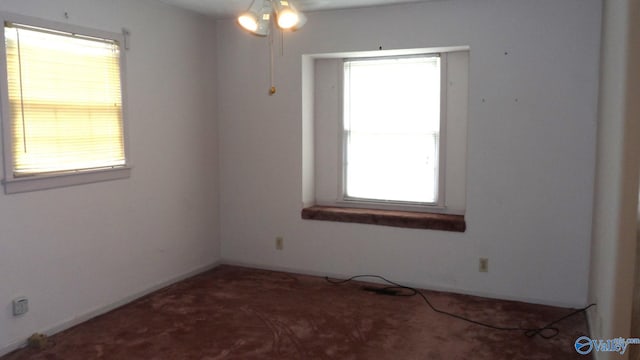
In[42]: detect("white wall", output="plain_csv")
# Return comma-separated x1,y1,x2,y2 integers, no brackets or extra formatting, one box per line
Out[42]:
0,0,219,354
218,0,601,307
588,0,640,359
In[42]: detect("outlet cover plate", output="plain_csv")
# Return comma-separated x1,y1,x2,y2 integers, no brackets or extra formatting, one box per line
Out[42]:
13,297,28,316
479,258,489,273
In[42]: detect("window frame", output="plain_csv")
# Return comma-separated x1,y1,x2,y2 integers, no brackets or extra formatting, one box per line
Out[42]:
337,52,448,212
0,13,131,194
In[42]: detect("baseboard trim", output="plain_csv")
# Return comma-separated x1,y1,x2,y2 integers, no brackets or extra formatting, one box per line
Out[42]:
0,260,221,357
220,259,587,309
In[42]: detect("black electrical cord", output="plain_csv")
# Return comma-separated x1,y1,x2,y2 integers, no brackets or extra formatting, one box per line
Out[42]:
325,274,595,339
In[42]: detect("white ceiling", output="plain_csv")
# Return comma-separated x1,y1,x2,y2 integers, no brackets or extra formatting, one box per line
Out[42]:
154,0,432,18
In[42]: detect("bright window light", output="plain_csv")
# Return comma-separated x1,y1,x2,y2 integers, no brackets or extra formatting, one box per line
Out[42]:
343,55,441,204
4,23,126,177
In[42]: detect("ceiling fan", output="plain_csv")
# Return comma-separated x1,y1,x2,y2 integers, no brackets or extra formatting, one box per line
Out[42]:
237,0,307,36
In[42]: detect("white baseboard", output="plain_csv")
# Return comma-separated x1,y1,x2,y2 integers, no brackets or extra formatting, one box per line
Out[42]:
220,259,587,309
0,260,221,357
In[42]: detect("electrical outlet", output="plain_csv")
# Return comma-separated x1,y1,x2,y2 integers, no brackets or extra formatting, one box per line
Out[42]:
275,236,284,250
479,258,489,273
13,297,28,316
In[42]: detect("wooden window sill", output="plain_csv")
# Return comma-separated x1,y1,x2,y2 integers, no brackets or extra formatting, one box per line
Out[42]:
301,206,466,232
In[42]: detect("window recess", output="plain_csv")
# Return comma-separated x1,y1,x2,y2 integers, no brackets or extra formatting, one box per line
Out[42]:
302,47,469,230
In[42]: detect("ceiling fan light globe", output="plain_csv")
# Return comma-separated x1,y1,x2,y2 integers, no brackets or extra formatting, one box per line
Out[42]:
238,13,259,32
277,9,299,29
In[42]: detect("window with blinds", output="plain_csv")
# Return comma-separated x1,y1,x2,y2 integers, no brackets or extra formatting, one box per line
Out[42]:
3,22,126,178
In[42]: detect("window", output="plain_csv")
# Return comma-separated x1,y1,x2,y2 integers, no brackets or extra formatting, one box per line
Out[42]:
0,15,130,193
303,47,468,224
342,55,443,206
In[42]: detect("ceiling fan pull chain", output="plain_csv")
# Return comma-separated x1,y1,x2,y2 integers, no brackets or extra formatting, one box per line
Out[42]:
269,21,276,95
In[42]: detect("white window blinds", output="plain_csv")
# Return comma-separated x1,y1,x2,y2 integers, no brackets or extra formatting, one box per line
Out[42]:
4,23,125,177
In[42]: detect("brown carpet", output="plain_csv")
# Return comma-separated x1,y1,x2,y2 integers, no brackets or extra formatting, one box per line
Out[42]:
2,265,591,359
